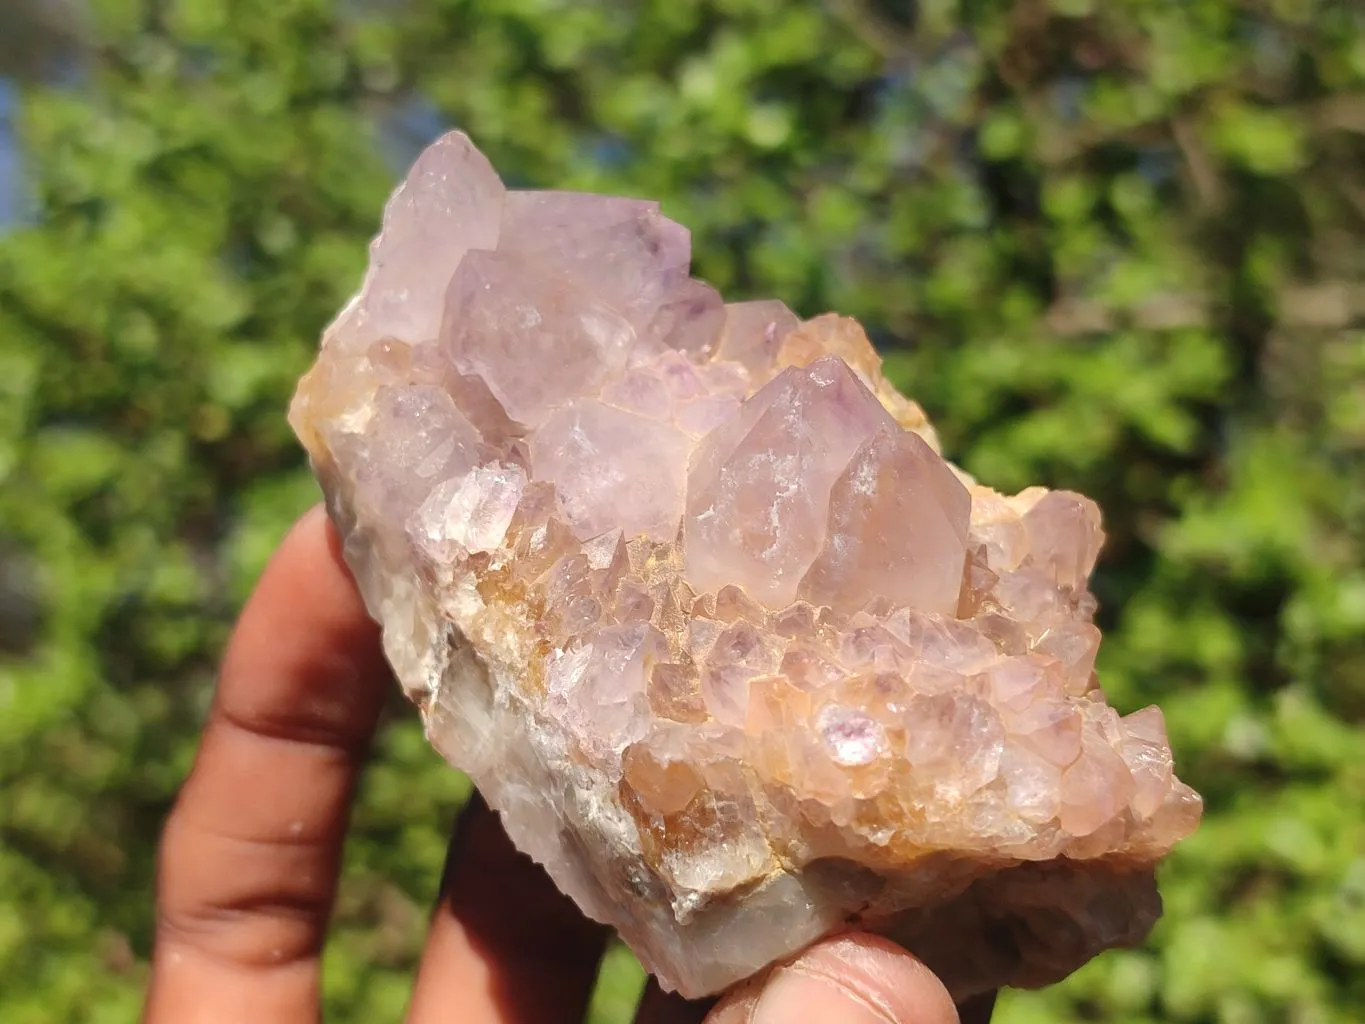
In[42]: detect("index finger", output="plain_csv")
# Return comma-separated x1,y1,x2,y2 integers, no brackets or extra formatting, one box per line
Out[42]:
146,505,391,1023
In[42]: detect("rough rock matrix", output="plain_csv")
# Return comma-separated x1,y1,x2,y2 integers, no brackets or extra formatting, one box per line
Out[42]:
290,132,1203,1001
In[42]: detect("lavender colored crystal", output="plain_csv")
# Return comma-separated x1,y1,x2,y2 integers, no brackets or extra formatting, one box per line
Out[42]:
290,131,1202,1001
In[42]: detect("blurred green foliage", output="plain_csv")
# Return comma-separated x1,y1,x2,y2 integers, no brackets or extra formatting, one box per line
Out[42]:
1,0,1362,1021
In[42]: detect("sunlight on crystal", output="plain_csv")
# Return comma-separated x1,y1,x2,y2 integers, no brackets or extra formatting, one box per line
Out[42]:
291,131,1203,1002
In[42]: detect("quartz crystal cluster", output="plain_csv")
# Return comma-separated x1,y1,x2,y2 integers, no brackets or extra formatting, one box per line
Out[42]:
290,132,1202,1000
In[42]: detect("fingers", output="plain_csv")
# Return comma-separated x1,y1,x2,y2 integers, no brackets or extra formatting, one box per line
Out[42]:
146,506,391,1023
703,935,968,1024
406,794,612,1024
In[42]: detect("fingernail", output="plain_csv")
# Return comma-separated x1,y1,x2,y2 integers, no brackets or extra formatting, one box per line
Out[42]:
750,963,891,1024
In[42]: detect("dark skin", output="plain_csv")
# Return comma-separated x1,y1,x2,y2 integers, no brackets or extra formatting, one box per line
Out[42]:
146,506,998,1023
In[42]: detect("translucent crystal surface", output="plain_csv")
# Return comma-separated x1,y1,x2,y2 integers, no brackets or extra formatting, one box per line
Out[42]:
290,131,1203,1001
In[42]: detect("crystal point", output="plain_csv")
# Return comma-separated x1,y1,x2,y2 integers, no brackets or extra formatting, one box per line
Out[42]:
798,427,970,616
340,132,504,349
682,356,896,607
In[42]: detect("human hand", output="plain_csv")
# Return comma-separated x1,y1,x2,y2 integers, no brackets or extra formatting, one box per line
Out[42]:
145,506,997,1024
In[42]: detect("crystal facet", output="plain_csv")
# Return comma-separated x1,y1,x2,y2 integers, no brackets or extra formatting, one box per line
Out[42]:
290,131,1202,1002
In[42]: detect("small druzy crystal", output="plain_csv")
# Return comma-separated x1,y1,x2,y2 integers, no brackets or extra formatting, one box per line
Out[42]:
290,132,1203,1001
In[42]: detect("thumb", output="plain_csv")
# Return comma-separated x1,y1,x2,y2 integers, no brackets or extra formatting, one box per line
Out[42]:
704,934,985,1024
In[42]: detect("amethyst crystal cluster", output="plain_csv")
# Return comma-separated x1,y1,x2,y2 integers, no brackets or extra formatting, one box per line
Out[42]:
290,132,1201,1000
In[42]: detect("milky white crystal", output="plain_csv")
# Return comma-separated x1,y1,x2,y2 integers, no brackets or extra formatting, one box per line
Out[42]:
290,131,1203,1001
